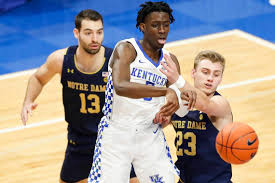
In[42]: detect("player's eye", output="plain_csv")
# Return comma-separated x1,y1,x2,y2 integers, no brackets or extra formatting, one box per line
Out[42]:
214,72,222,77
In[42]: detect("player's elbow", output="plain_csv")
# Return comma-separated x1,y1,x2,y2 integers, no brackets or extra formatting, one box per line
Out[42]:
113,82,128,96
114,86,126,96
29,74,44,87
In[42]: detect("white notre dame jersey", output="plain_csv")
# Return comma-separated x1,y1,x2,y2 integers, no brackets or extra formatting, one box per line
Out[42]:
102,38,169,127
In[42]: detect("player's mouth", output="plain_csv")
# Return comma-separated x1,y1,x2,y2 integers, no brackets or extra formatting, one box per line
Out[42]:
89,44,100,49
157,38,166,45
204,83,212,89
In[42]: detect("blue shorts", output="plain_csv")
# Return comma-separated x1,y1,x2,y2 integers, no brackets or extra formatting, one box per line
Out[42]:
60,127,136,182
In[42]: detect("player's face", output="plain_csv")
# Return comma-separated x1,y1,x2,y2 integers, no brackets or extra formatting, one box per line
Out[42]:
141,11,170,49
192,59,223,96
74,19,104,54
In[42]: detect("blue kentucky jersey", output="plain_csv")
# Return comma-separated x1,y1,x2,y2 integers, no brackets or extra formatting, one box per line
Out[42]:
61,45,113,135
171,92,232,183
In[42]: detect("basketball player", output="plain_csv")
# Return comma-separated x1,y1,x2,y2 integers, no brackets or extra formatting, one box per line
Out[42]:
159,51,233,183
88,2,197,183
21,9,137,183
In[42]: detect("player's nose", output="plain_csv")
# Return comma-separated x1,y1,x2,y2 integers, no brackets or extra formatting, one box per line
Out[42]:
207,74,214,81
158,25,165,33
91,33,98,42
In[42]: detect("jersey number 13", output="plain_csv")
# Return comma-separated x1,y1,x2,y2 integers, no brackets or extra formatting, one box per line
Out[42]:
79,93,100,114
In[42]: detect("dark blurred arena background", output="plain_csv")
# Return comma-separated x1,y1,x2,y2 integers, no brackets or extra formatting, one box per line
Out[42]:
0,0,275,74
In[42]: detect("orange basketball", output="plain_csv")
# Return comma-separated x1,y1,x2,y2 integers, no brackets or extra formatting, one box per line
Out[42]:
216,122,259,164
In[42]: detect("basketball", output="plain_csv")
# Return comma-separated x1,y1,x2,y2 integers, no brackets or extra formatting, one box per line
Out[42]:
216,122,259,164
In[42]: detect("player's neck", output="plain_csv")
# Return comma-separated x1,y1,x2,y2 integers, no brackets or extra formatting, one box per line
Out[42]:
139,40,161,63
75,46,105,73
76,46,100,61
206,91,215,98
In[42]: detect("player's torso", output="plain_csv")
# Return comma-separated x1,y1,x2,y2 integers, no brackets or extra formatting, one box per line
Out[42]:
171,92,232,183
103,38,168,127
61,45,112,135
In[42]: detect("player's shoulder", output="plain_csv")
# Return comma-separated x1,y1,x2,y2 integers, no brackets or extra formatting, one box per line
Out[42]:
115,39,136,58
211,92,232,115
45,48,68,71
212,92,227,102
49,48,67,60
114,38,136,50
211,93,229,105
117,40,135,50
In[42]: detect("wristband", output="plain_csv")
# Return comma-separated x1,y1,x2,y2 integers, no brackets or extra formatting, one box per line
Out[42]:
168,84,179,93
168,84,181,103
169,83,189,117
174,75,185,89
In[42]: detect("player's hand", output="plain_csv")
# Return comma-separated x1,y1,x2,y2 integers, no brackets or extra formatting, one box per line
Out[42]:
21,103,38,125
181,90,197,110
153,112,168,124
160,54,179,84
153,112,171,128
159,88,179,116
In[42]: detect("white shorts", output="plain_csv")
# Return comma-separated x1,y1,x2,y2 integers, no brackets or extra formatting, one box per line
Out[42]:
88,117,179,183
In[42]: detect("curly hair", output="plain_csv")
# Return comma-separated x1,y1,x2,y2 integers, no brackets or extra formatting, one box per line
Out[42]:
136,1,175,31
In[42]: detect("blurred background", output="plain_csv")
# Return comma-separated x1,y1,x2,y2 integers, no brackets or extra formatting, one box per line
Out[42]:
0,0,275,74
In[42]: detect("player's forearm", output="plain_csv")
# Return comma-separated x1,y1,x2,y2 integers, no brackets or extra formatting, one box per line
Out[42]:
23,75,44,105
193,89,212,113
114,81,167,98
180,82,211,112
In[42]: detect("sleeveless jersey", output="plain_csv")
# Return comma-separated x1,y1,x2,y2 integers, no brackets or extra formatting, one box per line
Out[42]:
171,92,232,183
61,45,113,135
102,38,169,127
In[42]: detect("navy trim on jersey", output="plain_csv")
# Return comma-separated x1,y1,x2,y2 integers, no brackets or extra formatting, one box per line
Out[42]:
60,45,113,135
135,39,163,67
172,91,232,183
60,45,113,181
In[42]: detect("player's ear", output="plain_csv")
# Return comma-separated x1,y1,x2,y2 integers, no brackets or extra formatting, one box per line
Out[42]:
73,28,79,39
191,68,196,79
139,23,145,33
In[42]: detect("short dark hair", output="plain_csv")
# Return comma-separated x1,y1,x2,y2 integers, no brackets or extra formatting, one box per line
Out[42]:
136,1,175,31
75,9,103,30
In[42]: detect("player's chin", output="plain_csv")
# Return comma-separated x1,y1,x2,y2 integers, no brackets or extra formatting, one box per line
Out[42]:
202,88,214,96
157,42,165,48
159,44,165,49
89,48,101,54
154,41,165,49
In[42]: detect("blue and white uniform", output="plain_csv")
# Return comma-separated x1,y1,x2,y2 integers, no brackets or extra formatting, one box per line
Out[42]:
88,38,179,183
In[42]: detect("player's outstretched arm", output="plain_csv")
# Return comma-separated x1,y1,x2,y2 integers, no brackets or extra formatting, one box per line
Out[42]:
21,49,64,125
161,54,231,118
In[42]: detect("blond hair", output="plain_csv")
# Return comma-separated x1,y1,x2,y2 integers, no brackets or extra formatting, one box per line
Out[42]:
194,50,225,72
